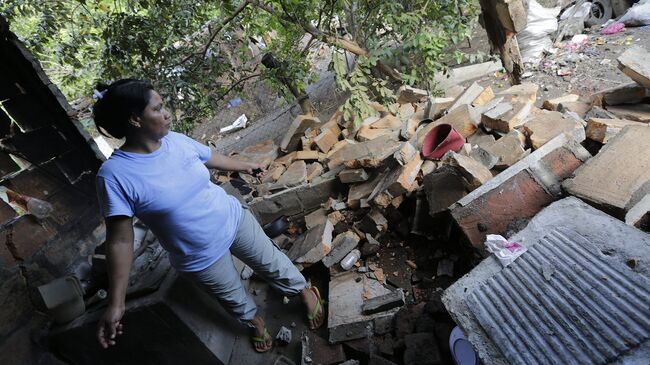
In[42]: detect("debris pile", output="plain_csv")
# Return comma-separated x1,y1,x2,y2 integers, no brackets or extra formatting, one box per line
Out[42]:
214,45,650,364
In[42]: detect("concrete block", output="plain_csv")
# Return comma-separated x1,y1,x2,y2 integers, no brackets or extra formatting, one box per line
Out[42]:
605,104,650,123
482,100,534,133
281,115,320,152
472,86,495,107
397,85,429,104
339,168,369,184
484,130,529,170
423,165,469,216
496,83,538,102
250,176,340,225
443,152,493,190
557,101,591,117
451,133,590,248
274,160,307,188
362,289,405,315
469,145,499,170
314,128,339,154
305,208,327,230
239,140,278,167
356,126,395,142
347,171,385,208
564,125,650,218
585,117,647,144
541,94,579,111
306,162,323,183
287,220,334,264
625,194,650,231
393,142,417,166
328,271,400,343
322,231,360,268
424,97,455,120
360,209,388,236
371,115,402,130
522,110,584,150
448,82,485,112
617,45,650,88
591,82,648,107
328,134,400,170
443,197,650,365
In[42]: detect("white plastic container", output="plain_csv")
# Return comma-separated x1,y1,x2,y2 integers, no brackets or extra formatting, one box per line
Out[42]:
340,249,361,271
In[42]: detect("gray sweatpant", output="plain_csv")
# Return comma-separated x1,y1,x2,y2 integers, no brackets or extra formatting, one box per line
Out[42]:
180,206,306,324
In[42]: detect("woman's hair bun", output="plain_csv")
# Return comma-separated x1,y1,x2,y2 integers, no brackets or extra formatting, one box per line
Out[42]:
95,82,110,93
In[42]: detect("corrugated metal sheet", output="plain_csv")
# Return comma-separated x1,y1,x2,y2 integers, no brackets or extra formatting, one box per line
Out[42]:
467,227,650,365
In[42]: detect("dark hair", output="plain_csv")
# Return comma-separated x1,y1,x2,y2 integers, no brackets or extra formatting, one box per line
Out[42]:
92,79,154,139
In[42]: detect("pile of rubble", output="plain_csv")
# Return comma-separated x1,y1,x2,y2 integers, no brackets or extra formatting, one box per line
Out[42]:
219,45,650,365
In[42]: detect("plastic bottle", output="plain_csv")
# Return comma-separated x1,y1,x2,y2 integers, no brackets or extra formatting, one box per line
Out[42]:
26,197,53,219
340,249,361,271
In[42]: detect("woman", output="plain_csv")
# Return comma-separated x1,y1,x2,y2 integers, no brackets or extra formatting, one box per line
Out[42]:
93,79,323,353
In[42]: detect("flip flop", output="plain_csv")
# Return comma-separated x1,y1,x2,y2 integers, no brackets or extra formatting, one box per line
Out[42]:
307,286,324,330
251,327,272,353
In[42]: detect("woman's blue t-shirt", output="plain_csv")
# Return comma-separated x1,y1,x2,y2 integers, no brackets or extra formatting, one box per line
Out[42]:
96,131,242,272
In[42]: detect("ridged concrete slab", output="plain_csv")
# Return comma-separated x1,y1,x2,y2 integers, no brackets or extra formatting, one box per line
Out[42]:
443,197,650,365
467,227,650,365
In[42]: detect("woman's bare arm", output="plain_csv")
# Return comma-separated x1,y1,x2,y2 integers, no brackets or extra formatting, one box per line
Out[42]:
97,215,133,348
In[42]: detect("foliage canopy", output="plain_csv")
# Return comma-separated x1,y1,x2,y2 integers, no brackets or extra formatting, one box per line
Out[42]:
2,0,479,132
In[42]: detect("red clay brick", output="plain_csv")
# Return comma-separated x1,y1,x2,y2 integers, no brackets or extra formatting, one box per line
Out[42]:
451,170,554,248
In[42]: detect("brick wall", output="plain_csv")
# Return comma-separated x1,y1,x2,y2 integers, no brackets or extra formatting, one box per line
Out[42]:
0,16,105,364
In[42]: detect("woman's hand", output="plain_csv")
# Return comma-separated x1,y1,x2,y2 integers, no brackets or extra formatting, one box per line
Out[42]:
245,162,266,178
97,304,125,349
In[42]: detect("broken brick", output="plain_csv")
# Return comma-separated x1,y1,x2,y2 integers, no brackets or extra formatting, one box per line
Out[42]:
451,133,590,248
280,115,320,152
322,231,360,268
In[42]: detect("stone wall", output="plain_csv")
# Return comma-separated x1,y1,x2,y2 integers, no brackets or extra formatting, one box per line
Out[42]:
0,16,105,364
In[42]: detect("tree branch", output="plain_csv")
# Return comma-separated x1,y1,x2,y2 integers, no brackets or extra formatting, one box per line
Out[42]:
214,73,262,103
177,0,252,66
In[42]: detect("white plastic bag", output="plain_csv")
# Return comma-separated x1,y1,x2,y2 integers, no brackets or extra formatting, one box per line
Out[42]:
518,0,561,64
560,1,592,20
620,0,650,26
484,234,527,267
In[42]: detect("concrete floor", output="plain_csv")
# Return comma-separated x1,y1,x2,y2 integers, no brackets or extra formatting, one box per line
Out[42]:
228,273,329,365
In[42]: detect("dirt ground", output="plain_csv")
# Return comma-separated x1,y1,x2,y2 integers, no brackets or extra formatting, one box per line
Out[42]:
459,24,650,105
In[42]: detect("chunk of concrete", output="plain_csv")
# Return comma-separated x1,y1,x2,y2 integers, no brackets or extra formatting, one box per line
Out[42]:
328,271,401,343
585,117,647,144
482,100,534,133
339,168,369,184
371,115,402,130
328,134,401,170
305,208,328,230
469,145,499,170
451,133,590,248
250,176,340,225
443,197,650,365
423,165,470,215
625,194,650,231
281,115,321,152
484,130,529,170
542,94,579,111
360,209,388,236
617,45,650,88
564,125,650,218
322,231,360,268
287,220,334,264
239,140,279,167
522,110,584,150
605,104,650,123
443,152,493,190
274,160,307,188
591,82,648,107
448,82,485,112
397,85,429,104
393,142,417,166
362,289,405,315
